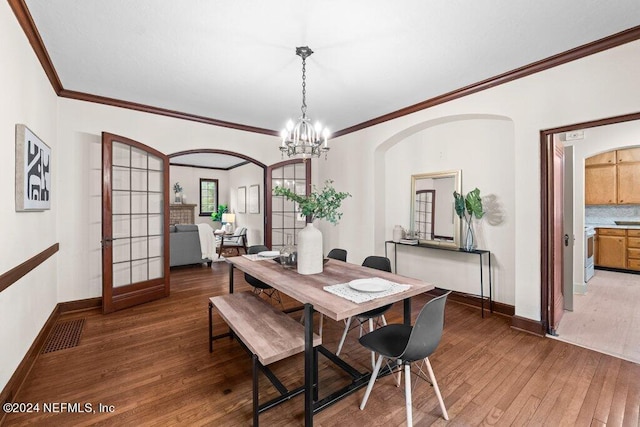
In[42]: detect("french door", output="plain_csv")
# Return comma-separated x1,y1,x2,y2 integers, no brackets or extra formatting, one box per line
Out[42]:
266,159,310,250
102,132,170,314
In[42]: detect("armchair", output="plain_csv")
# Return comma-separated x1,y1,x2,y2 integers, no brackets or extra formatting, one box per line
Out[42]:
217,227,248,258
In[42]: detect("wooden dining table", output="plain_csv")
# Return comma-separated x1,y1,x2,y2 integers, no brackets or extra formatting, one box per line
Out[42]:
226,256,435,426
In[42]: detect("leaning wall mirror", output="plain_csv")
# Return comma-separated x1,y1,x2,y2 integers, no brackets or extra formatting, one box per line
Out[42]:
410,170,462,248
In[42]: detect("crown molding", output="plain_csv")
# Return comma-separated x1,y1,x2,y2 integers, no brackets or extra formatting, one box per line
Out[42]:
59,89,279,136
8,0,63,93
333,25,640,137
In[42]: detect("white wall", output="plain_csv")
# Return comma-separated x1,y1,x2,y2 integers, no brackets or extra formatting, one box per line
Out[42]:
229,163,265,247
563,119,640,288
169,165,230,225
319,40,640,319
0,1,59,392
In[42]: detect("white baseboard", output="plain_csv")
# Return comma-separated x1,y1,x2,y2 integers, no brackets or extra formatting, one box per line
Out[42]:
574,282,587,295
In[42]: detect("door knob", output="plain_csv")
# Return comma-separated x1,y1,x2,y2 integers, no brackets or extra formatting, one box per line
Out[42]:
564,234,569,247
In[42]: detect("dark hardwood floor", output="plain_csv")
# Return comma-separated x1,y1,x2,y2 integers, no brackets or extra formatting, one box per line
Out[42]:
3,263,639,426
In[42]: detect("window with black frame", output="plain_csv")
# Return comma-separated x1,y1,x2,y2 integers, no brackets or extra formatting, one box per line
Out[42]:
199,178,219,216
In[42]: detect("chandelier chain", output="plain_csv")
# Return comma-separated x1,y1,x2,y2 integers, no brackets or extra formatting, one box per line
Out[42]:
301,57,307,117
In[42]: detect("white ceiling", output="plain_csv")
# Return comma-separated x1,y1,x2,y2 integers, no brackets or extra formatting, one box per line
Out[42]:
22,0,640,167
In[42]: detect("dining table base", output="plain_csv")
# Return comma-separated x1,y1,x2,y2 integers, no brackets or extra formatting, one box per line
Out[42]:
302,304,401,425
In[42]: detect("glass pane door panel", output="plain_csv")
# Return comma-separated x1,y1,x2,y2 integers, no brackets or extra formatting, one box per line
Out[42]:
113,216,131,239
148,170,163,192
131,259,148,283
271,195,283,211
284,213,295,229
131,147,148,169
113,262,131,287
112,166,130,191
148,155,163,171
113,239,131,263
113,192,131,214
149,257,163,280
283,164,294,177
112,142,131,167
149,214,163,235
131,215,148,237
131,237,148,260
148,193,163,214
148,236,163,258
131,169,148,192
131,192,147,214
272,230,283,247
284,198,294,212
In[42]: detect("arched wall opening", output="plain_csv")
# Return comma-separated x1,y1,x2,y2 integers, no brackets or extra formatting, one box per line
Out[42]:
372,114,517,305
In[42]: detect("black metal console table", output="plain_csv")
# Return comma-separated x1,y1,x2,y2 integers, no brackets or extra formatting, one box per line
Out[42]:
384,240,492,317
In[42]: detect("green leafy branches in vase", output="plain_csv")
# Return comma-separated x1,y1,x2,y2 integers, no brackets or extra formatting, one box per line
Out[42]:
273,180,351,225
454,188,484,251
273,180,351,275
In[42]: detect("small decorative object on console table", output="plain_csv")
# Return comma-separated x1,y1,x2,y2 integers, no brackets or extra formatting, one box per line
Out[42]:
392,225,405,242
399,238,419,245
273,180,350,275
173,182,183,203
454,188,485,251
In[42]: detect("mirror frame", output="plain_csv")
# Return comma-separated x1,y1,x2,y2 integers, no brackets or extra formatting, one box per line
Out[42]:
410,170,462,248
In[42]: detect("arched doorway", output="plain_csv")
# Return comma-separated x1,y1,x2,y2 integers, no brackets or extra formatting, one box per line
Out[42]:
168,149,267,246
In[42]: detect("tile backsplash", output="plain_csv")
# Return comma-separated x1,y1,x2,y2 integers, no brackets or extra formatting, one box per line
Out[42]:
585,205,640,225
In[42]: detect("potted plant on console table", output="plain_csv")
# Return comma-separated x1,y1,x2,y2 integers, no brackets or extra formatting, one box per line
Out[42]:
454,188,484,251
273,180,350,275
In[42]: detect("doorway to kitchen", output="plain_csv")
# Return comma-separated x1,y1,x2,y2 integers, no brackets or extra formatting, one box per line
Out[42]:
541,111,640,359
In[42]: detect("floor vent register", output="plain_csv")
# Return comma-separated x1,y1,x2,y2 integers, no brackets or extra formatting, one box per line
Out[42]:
42,318,85,353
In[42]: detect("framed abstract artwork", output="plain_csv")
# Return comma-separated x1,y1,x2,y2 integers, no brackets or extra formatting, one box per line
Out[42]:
248,184,260,214
15,124,51,211
237,186,246,213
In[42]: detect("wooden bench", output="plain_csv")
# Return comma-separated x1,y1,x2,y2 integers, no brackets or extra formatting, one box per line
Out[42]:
208,292,321,425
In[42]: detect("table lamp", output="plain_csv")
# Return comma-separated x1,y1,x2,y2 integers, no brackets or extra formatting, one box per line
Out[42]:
221,213,235,233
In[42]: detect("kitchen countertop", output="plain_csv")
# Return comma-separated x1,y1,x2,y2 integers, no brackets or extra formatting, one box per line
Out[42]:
587,223,640,230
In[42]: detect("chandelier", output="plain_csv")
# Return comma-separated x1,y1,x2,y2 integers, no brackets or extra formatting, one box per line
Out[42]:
279,46,330,159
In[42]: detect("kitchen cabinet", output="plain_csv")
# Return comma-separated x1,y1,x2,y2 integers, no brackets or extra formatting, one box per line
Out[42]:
585,151,616,166
617,163,640,204
596,228,626,269
627,229,640,271
616,147,640,163
585,147,640,205
585,165,616,205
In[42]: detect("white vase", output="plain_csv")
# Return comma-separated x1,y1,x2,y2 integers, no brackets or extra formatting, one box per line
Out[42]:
297,222,323,275
392,225,405,242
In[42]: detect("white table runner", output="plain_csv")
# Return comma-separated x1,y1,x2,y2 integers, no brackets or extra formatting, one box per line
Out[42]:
241,254,278,261
324,280,411,304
